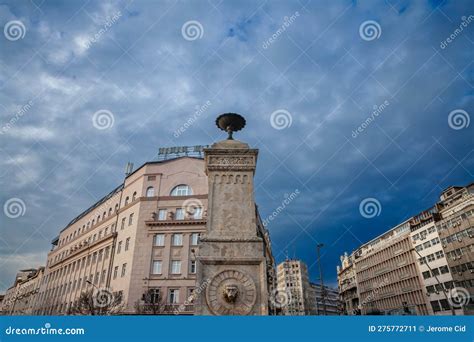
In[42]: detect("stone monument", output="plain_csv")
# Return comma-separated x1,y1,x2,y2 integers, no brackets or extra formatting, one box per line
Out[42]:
195,113,270,315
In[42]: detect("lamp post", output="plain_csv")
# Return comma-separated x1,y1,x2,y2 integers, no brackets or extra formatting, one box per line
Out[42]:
316,243,327,315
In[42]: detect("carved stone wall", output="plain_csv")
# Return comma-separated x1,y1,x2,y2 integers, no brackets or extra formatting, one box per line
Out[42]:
196,139,269,315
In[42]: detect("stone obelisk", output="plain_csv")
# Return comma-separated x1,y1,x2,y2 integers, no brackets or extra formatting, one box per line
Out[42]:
195,113,268,315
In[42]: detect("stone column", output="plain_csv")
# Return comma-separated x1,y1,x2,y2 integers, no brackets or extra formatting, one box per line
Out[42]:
195,138,269,315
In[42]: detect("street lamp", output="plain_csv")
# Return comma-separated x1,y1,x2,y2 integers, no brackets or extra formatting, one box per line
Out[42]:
316,243,327,315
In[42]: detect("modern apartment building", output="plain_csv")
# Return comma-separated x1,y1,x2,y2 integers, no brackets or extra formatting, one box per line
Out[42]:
436,185,474,315
276,259,310,315
307,283,340,315
353,220,430,315
409,206,461,315
337,182,474,315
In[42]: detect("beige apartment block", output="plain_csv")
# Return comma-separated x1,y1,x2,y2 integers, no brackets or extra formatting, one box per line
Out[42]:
276,259,311,315
32,156,209,315
0,268,44,315
436,184,474,315
338,182,474,316
308,282,340,315
353,221,431,315
409,206,461,315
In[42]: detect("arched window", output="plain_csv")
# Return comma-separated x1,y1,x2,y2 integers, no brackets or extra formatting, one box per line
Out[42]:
102,212,106,220
115,204,119,212
170,184,192,196
108,208,112,216
132,192,137,201
124,197,129,206
146,186,155,197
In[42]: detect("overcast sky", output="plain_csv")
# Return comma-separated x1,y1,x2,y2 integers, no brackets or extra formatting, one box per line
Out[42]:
0,0,473,292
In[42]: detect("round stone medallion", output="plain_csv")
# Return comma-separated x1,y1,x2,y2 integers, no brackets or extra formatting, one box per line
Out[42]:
206,270,257,315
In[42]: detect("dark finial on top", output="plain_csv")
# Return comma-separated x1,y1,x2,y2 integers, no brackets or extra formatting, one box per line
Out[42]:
215,113,246,140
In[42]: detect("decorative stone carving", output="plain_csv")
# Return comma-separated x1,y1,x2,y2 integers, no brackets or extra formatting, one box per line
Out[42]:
206,270,257,315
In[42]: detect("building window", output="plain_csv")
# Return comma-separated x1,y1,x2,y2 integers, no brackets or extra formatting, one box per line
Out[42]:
124,197,129,206
190,260,196,274
121,263,127,277
148,288,160,303
146,187,155,197
430,300,441,313
105,246,110,258
152,261,162,274
121,218,126,230
170,184,191,196
435,250,444,259
113,266,118,279
439,265,450,274
191,233,199,246
117,241,122,254
193,207,203,219
431,268,440,276
422,271,431,279
169,289,179,304
158,209,167,221
132,192,137,201
125,237,130,251
175,208,184,220
129,213,134,226
154,234,165,247
172,234,183,246
101,270,106,283
171,260,181,274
